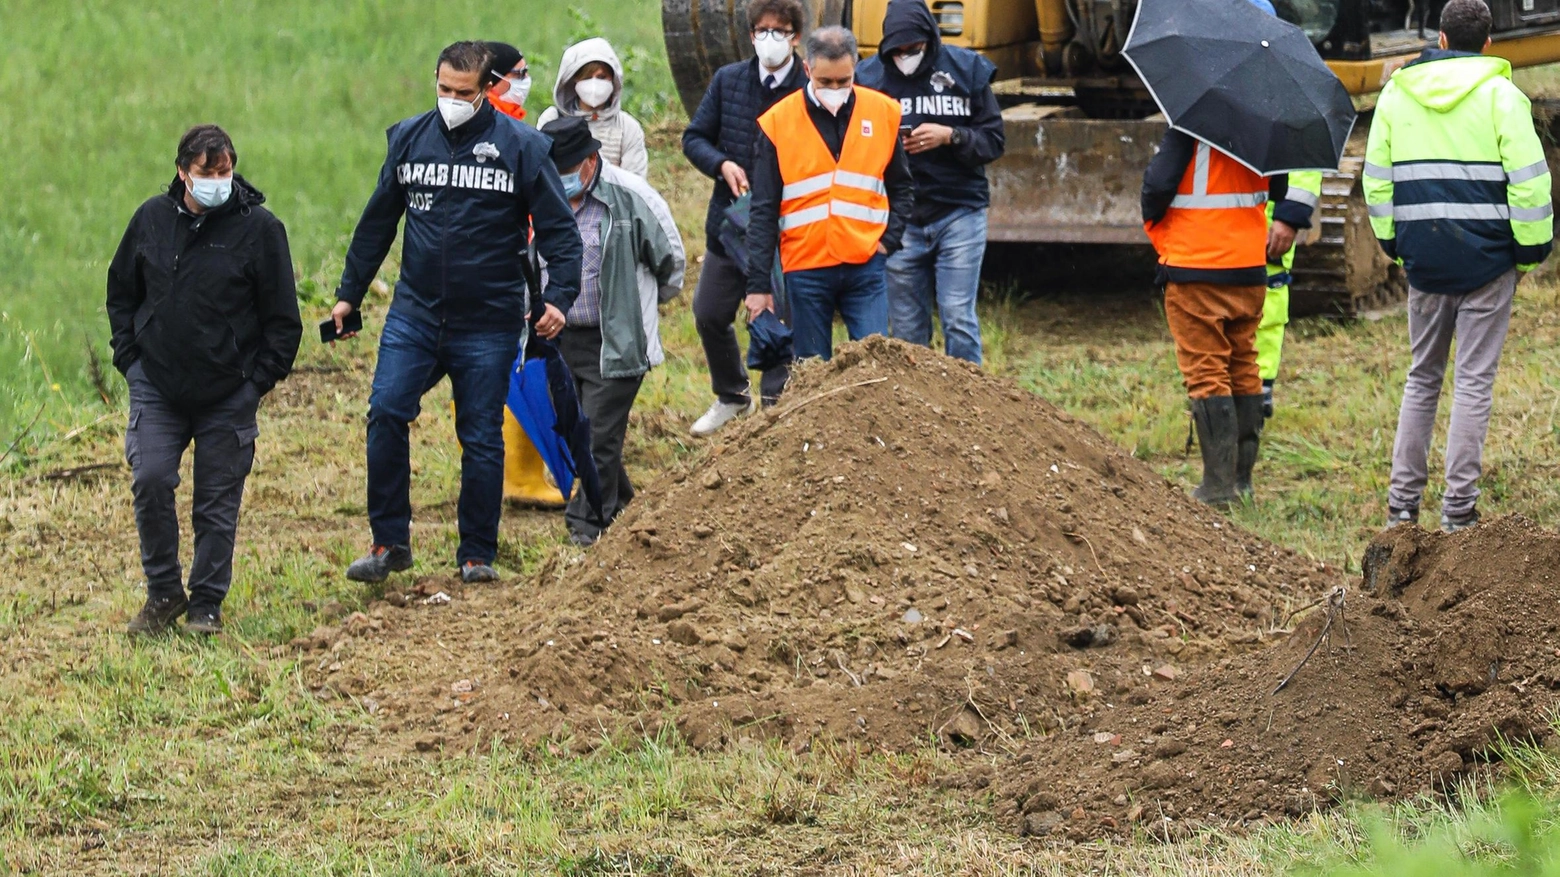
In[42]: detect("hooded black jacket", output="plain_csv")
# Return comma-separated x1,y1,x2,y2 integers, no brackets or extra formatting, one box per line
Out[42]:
856,0,1005,225
334,101,583,330
107,175,302,408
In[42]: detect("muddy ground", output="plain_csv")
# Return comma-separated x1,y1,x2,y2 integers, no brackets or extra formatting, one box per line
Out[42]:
295,337,1556,841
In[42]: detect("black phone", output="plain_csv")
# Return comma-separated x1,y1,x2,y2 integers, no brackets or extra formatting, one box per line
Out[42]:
898,124,914,141
319,311,362,343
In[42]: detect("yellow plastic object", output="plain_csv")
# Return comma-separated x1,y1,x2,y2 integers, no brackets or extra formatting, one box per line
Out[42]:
1327,30,1560,96
503,408,567,507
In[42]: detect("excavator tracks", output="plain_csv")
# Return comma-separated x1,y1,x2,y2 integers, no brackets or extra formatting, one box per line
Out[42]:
1289,139,1407,318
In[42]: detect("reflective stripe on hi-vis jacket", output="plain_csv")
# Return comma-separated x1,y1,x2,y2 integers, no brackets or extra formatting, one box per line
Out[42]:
758,87,902,272
1145,141,1270,271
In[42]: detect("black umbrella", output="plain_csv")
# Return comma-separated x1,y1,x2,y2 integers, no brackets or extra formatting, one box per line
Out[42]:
1123,0,1356,174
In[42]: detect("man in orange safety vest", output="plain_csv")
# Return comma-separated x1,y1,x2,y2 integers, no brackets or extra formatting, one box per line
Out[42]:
1143,131,1290,508
745,25,915,364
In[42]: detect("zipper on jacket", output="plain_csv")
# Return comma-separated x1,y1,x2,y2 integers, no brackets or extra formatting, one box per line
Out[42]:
442,140,455,325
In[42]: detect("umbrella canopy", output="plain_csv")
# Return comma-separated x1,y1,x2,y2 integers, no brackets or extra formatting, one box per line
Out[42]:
1123,0,1356,174
745,309,794,372
719,193,787,306
508,260,604,524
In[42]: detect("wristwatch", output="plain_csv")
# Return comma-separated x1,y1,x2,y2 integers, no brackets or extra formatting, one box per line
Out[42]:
949,128,968,147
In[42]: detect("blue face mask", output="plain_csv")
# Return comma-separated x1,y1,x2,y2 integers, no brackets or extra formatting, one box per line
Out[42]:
560,171,584,199
187,174,233,209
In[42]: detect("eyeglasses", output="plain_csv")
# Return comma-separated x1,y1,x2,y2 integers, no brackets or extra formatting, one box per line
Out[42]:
752,28,794,41
509,67,529,79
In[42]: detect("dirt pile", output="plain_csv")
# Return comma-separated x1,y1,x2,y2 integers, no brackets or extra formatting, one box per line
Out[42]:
991,515,1560,840
314,337,1332,755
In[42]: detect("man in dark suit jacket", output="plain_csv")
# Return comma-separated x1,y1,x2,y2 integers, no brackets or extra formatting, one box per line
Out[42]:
681,0,807,434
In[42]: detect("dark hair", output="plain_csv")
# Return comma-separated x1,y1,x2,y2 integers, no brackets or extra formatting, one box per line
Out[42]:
176,124,236,171
747,0,805,33
805,25,857,63
1440,0,1492,52
436,41,496,84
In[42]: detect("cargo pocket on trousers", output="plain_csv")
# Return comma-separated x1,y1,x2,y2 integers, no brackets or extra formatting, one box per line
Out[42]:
234,423,260,479
124,410,141,468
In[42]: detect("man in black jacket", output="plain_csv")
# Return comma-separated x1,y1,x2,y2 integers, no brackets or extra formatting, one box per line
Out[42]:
107,124,302,636
682,0,807,435
857,0,1005,365
331,41,582,586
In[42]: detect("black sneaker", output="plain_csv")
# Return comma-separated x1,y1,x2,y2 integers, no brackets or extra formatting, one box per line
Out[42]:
1387,507,1419,529
346,544,413,583
460,561,499,584
1441,507,1479,534
568,530,598,548
185,606,223,636
127,594,188,636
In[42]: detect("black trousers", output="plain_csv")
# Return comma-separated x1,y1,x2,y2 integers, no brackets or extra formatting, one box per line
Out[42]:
558,327,644,540
124,361,260,609
692,248,790,406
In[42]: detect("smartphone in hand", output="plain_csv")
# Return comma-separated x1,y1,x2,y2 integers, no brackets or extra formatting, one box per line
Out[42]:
318,311,363,343
899,124,914,142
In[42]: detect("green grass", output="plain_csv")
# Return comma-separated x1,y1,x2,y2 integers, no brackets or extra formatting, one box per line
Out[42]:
11,261,1560,872
0,0,676,446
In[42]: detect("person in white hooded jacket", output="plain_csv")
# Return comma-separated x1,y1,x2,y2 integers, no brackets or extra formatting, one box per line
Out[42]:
537,38,649,177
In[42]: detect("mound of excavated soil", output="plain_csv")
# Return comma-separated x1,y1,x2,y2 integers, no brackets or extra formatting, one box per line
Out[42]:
310,337,1333,756
990,515,1560,841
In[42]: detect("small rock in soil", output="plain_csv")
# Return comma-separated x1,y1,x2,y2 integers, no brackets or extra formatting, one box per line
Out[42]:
667,621,701,646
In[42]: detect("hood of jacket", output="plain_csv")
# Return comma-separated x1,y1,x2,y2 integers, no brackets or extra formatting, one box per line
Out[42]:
551,37,625,121
166,172,267,213
879,0,942,77
1393,50,1512,112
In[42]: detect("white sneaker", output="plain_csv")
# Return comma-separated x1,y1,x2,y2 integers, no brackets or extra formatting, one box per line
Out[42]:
691,399,752,437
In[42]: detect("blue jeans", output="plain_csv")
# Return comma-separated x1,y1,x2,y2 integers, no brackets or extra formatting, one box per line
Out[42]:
366,310,520,564
886,207,988,365
785,253,889,361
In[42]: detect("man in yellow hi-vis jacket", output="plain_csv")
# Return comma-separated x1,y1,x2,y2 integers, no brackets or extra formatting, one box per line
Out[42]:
1364,0,1553,533
1256,170,1323,418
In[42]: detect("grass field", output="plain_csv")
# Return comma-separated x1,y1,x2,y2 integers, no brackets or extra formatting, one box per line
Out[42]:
8,1,1560,873
10,252,1560,873
0,0,674,445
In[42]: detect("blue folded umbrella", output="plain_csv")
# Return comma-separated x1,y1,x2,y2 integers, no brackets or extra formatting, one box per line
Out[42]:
745,309,794,372
506,290,604,524
508,354,575,500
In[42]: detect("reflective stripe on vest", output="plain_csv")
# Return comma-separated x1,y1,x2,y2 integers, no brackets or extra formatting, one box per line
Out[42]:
1369,159,1550,184
1168,143,1269,210
1364,158,1554,224
1144,141,1269,271
1283,188,1319,209
758,87,902,273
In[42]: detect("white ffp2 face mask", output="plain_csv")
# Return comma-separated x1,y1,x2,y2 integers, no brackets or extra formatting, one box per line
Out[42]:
438,95,481,128
754,36,791,68
504,76,532,106
894,51,925,76
813,84,851,114
574,78,614,109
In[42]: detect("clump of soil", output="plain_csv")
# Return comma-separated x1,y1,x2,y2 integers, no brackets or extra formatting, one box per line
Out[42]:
313,337,1331,756
991,515,1560,841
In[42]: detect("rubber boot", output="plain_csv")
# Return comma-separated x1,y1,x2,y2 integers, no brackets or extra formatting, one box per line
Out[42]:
1190,396,1239,508
1234,394,1265,501
502,409,566,509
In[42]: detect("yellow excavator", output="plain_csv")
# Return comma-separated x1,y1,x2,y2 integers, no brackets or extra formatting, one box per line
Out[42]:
662,0,1560,315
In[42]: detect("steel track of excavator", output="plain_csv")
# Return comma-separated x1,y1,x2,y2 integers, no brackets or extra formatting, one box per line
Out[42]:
1289,132,1408,318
